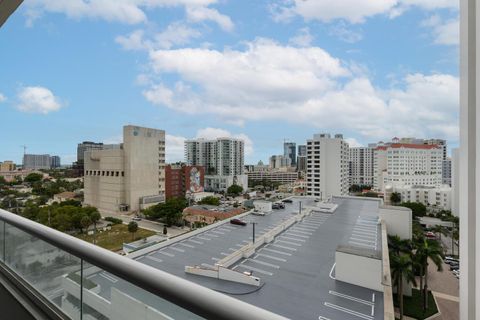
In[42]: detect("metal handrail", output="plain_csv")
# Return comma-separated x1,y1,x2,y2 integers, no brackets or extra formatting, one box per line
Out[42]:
0,209,287,320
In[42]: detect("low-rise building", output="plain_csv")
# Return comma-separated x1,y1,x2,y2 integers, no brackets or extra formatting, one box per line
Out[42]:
247,169,298,185
0,161,16,171
165,164,205,200
393,185,452,211
51,191,78,204
182,205,244,226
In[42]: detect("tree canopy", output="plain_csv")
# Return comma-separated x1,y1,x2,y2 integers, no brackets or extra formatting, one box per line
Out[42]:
227,184,243,196
399,201,427,218
197,196,220,206
142,197,187,226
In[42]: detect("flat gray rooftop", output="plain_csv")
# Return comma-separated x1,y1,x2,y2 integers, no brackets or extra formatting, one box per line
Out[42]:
87,197,385,320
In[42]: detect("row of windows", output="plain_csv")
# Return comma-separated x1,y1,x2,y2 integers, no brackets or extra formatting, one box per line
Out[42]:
86,170,124,177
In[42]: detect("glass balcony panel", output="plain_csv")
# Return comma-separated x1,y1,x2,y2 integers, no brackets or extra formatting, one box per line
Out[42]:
3,222,81,320
80,261,204,320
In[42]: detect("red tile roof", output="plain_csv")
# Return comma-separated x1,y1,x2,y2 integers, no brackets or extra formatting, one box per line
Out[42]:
375,143,440,151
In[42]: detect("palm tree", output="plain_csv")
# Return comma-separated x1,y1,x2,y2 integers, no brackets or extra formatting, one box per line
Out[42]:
432,225,447,241
416,239,444,310
128,221,138,241
391,254,417,320
388,235,411,255
390,192,401,205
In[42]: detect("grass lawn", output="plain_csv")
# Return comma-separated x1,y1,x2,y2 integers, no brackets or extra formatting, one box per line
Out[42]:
76,224,156,251
394,288,438,319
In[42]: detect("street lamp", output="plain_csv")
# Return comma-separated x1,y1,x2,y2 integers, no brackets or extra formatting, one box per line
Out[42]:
250,221,257,244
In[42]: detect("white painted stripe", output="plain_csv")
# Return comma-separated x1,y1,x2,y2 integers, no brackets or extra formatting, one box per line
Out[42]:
271,244,297,251
293,226,315,232
170,247,185,252
352,229,377,236
221,252,229,256
350,237,376,244
242,240,250,243
286,232,309,238
211,230,225,235
289,229,312,235
318,316,332,320
353,227,376,233
276,239,302,247
145,255,163,263
205,233,219,237
216,228,231,232
302,222,323,226
158,251,174,257
261,248,292,256
179,242,194,248
329,290,374,306
248,259,280,269
188,239,203,245
256,253,287,262
280,236,306,242
211,257,220,261
297,224,318,230
351,233,377,240
196,236,211,241
86,274,97,279
235,244,244,247
236,264,273,276
324,302,373,320
329,263,336,280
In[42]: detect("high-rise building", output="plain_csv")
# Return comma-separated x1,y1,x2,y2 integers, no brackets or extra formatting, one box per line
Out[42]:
23,154,51,170
306,133,349,198
283,142,296,167
84,125,166,214
296,155,307,172
442,158,452,186
50,155,61,168
76,141,120,174
373,143,443,192
298,145,307,157
397,137,447,160
269,155,291,169
451,148,459,216
165,164,205,200
185,137,247,191
349,147,374,186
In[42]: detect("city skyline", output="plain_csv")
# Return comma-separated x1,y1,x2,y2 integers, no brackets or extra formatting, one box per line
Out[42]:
0,1,459,164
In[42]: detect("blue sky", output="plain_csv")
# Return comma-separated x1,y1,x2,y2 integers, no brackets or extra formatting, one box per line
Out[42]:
0,0,459,165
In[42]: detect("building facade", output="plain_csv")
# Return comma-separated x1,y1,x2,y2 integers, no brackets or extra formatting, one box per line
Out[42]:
442,158,452,186
23,154,51,170
394,185,451,211
165,164,205,200
349,147,374,187
373,143,443,192
0,161,16,171
247,170,299,185
451,148,459,216
50,155,61,168
283,142,296,167
185,137,247,192
269,155,291,169
84,125,166,214
306,133,349,198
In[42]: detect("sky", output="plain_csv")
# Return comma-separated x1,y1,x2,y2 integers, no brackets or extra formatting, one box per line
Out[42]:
0,0,459,165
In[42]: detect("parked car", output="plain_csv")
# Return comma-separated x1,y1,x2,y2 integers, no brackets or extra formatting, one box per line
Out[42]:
132,216,142,221
230,218,247,226
282,199,293,203
445,256,459,263
450,264,459,271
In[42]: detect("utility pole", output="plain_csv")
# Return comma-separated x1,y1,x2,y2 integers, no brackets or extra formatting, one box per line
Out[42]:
20,145,27,167
251,222,257,244
299,201,302,215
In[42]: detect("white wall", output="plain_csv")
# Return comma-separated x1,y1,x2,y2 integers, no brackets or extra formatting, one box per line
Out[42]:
335,251,383,292
378,206,412,240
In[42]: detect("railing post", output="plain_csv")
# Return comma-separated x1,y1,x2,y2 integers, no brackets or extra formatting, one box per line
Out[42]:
80,259,83,320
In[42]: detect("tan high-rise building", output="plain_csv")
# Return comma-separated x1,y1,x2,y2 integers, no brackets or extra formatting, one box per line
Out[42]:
84,125,166,214
0,161,16,171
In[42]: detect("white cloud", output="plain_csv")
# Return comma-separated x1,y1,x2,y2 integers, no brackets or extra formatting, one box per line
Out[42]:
272,0,458,24
0,93,6,103
345,138,363,147
16,86,63,114
142,39,459,142
422,15,459,46
195,128,254,156
116,22,201,51
165,134,186,162
289,28,313,47
329,22,363,43
186,6,234,31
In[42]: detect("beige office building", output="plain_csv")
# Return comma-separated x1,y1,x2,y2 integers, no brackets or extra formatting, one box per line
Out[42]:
84,125,166,214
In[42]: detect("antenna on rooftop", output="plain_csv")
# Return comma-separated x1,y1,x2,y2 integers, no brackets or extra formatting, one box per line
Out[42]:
21,145,27,156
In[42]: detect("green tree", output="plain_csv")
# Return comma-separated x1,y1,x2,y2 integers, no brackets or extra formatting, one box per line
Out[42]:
388,235,411,255
390,254,417,320
431,225,447,241
399,202,427,218
86,208,101,244
24,173,43,184
390,192,401,205
416,239,444,310
128,221,138,240
197,196,220,206
163,225,168,235
80,215,92,234
227,184,243,196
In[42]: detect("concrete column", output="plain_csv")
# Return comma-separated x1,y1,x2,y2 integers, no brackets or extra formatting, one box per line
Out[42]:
460,0,480,319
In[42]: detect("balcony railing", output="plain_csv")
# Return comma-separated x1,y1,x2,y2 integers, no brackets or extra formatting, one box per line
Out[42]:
0,208,287,320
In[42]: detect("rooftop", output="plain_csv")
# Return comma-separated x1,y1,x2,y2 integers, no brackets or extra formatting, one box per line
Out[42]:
88,197,385,320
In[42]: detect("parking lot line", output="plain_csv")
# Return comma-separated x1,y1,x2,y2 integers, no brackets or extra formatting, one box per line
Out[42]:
351,233,377,240
294,226,316,232
352,229,376,236
272,243,297,251
256,253,287,262
261,247,292,256
236,264,273,276
235,244,244,247
170,247,185,253
353,226,377,233
216,228,231,232
187,239,203,245
211,230,225,235
286,232,309,238
297,224,318,230
318,316,332,320
179,242,195,248
157,251,175,257
276,239,302,247
329,291,374,306
145,255,163,263
205,233,219,237
280,236,306,242
196,236,211,241
248,259,280,269
290,229,313,235
324,302,373,320
350,237,376,244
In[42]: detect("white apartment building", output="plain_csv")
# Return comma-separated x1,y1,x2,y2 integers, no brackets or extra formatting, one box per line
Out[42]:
185,137,247,192
394,185,452,211
84,125,166,214
306,134,349,199
349,147,375,186
374,143,443,192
